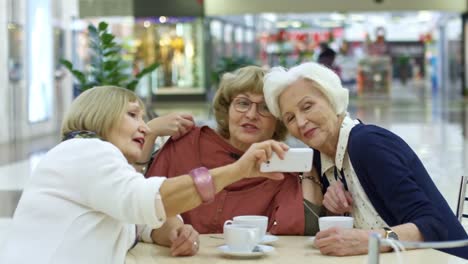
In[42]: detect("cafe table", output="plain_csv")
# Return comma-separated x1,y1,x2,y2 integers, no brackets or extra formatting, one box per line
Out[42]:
126,234,467,264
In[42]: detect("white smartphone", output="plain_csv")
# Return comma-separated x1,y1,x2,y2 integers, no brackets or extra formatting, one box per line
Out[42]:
260,148,313,173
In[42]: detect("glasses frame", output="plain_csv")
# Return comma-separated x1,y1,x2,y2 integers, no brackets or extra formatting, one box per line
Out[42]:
231,97,273,117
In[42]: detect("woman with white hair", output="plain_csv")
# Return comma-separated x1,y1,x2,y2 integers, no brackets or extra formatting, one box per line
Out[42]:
263,62,468,259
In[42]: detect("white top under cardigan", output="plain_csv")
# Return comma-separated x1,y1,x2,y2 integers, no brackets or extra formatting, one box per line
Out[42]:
0,138,167,264
321,115,388,229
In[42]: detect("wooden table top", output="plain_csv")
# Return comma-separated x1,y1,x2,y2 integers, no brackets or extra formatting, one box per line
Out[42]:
126,234,467,264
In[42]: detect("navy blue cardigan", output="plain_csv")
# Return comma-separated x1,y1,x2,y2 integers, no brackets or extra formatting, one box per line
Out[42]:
315,124,468,259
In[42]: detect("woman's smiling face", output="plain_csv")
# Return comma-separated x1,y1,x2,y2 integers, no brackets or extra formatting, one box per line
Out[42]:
279,78,340,152
227,92,277,151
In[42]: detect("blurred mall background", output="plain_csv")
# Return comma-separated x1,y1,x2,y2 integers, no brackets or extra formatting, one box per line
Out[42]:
1,0,468,243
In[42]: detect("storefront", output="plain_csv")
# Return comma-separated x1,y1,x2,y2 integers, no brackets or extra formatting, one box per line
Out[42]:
2,0,78,144
207,16,257,67
133,17,205,97
254,11,462,98
70,16,206,101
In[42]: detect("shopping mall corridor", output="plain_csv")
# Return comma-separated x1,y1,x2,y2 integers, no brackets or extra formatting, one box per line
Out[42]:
1,83,468,245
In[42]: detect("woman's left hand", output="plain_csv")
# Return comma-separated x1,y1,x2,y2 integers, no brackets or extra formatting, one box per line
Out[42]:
314,227,371,256
323,181,353,215
169,224,200,256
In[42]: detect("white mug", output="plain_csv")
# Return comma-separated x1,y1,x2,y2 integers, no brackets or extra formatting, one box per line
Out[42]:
223,221,259,252
232,215,268,243
319,216,354,231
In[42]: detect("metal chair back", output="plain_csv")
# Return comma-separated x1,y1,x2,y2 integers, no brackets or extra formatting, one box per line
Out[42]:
368,233,468,264
456,176,468,222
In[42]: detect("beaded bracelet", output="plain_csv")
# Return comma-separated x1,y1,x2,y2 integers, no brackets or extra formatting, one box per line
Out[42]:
298,172,323,187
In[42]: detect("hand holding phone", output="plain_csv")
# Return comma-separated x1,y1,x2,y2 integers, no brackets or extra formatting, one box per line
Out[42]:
260,148,313,172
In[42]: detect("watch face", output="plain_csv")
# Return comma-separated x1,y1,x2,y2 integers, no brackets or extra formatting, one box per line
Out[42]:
384,227,399,240
387,231,399,240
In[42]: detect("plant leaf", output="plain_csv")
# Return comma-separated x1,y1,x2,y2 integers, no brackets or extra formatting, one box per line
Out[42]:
103,60,119,71
101,33,115,45
103,47,120,56
88,24,98,38
126,79,139,91
135,62,159,79
89,38,101,50
98,21,108,32
71,70,86,85
60,59,73,70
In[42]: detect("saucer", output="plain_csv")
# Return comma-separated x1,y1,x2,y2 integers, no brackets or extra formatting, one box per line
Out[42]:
217,245,275,257
261,234,279,244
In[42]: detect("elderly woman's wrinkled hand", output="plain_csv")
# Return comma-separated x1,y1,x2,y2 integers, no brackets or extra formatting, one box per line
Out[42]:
323,181,353,215
168,224,200,256
147,113,194,140
236,140,289,181
314,227,370,256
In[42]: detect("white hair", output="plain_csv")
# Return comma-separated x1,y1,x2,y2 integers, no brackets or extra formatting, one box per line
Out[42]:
263,62,349,118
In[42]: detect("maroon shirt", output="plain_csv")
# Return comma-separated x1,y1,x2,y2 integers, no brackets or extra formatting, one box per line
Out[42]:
146,126,304,235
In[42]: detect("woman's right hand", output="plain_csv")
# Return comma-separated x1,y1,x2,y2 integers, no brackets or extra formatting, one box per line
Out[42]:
323,181,353,214
315,227,370,256
147,113,194,139
234,140,289,181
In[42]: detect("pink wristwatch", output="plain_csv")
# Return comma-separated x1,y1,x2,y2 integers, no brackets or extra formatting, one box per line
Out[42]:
189,167,215,203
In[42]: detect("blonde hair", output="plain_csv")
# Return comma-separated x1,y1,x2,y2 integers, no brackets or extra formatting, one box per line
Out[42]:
213,65,287,141
61,86,145,140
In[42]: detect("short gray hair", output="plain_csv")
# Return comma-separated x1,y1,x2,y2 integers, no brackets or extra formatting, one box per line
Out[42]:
263,62,349,118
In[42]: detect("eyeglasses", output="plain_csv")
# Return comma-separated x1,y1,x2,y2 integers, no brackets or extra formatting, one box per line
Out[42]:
231,97,272,117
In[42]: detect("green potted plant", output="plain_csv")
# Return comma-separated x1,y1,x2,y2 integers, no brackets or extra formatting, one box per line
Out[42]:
397,55,410,85
211,56,256,86
61,21,158,93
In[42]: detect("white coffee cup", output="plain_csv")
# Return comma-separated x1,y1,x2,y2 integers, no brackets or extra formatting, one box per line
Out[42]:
232,215,268,243
223,221,259,252
319,216,354,231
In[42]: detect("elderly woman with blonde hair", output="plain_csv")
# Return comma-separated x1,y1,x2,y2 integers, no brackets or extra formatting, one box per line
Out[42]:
146,65,324,236
0,86,290,264
263,62,468,259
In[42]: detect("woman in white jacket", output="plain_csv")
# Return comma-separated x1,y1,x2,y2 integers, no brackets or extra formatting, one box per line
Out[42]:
0,86,289,264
